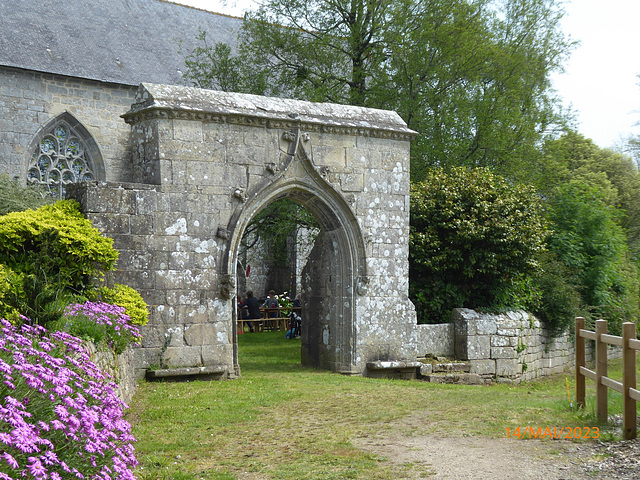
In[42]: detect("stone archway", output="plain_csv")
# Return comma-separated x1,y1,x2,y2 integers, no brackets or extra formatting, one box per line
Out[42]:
225,130,368,374
74,83,419,379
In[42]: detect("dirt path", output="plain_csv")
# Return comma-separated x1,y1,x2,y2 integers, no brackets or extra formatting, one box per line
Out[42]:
355,434,589,479
353,414,640,479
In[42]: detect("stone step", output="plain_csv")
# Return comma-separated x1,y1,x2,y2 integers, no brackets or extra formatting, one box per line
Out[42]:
432,362,471,373
422,372,485,385
366,360,423,380
418,360,471,375
146,365,226,382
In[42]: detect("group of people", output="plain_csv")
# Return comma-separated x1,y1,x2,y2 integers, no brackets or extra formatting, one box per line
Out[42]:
237,290,301,336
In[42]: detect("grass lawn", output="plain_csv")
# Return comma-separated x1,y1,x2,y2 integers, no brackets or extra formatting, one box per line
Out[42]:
128,332,637,480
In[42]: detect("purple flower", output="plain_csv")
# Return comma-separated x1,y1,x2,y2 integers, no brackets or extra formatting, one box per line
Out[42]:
27,456,46,477
3,452,18,468
0,318,137,478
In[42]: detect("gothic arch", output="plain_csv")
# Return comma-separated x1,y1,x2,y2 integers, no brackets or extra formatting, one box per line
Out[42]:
25,111,105,198
224,134,368,374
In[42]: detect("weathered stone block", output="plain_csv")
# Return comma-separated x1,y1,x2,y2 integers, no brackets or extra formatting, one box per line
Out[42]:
135,190,159,215
184,323,218,346
497,328,519,336
340,172,364,192
465,335,491,360
162,346,202,368
496,358,519,377
172,119,203,142
129,214,154,235
491,346,516,359
470,359,495,375
140,323,183,349
452,308,477,337
155,270,185,290
491,335,510,347
475,315,497,335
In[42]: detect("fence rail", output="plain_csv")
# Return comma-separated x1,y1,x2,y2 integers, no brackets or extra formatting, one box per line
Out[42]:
575,317,639,440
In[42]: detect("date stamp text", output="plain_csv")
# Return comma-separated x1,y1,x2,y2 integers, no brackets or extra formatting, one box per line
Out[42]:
505,426,599,439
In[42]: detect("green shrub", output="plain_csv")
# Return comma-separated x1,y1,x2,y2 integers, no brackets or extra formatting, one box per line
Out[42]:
0,264,23,323
0,200,119,325
532,251,583,336
409,167,549,323
546,182,639,335
0,174,53,215
54,301,142,354
87,283,150,326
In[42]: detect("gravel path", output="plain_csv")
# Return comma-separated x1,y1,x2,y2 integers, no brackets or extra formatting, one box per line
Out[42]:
354,428,640,479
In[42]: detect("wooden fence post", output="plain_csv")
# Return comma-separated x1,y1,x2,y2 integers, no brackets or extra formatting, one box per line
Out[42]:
575,317,586,409
622,322,637,440
596,319,608,424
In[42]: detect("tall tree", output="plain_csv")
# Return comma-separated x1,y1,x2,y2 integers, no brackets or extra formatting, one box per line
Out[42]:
538,132,640,253
183,0,574,180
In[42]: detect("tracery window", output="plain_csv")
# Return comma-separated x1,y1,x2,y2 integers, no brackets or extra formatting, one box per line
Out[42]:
27,121,97,199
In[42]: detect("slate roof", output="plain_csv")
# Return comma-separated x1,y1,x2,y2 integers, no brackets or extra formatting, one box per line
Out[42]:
0,0,242,86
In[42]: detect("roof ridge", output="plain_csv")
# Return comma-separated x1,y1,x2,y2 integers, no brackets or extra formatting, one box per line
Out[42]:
155,0,246,19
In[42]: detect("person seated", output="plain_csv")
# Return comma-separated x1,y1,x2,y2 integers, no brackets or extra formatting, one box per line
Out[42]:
262,289,279,318
239,290,261,332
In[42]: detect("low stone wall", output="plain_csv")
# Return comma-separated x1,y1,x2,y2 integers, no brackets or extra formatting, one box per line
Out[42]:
86,343,138,405
417,308,621,383
415,323,454,358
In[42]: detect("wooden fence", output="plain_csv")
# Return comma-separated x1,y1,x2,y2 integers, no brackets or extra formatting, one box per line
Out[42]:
575,317,640,440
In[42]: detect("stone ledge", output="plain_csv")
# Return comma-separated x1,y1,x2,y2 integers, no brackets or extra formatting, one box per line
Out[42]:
146,365,226,382
366,361,422,380
422,373,484,385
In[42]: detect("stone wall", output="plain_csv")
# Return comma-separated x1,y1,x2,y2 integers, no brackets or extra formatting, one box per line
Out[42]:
86,343,137,406
416,308,621,383
68,180,236,380
453,309,575,382
415,323,454,358
0,66,136,182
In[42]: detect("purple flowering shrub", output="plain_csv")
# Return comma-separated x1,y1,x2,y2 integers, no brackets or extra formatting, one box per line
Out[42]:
0,318,137,479
58,302,141,355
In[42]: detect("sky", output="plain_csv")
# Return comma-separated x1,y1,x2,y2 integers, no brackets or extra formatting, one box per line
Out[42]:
173,0,640,149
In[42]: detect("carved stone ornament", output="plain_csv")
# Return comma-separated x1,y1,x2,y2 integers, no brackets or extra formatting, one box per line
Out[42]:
318,166,331,178
356,276,370,296
219,274,236,300
232,187,246,202
282,131,296,143
216,226,229,239
265,162,279,174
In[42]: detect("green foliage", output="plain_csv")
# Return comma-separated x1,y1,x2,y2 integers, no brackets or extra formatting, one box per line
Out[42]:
0,264,23,323
546,181,639,335
182,30,270,94
537,132,640,254
87,283,150,326
184,0,573,179
0,174,53,215
531,251,582,336
0,200,119,325
54,301,141,355
242,198,319,268
409,167,549,323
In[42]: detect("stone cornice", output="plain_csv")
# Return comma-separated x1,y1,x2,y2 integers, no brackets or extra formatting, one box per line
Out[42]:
122,83,418,141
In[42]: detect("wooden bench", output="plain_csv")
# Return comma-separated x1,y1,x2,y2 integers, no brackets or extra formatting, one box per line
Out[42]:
238,307,301,333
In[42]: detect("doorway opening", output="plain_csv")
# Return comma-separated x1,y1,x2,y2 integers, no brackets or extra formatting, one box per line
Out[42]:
228,184,366,376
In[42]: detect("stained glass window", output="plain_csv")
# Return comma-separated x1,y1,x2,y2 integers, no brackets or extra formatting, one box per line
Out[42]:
27,121,96,199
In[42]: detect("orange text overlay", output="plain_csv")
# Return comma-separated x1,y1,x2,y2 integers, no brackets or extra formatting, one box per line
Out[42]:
505,426,599,440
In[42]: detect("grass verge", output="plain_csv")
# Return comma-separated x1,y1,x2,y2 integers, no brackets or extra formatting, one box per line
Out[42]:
128,332,637,479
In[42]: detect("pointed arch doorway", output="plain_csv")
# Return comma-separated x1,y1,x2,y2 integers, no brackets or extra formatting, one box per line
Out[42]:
113,84,417,379
226,135,367,374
